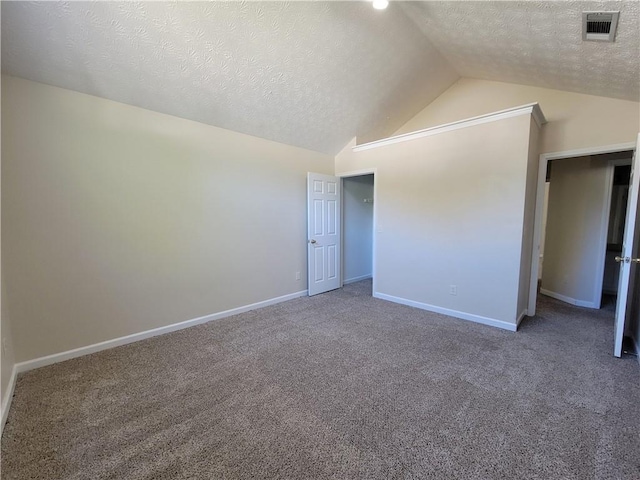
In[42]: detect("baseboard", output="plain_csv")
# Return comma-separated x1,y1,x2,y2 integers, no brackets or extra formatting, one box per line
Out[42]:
1,365,18,437
540,289,598,309
15,289,308,374
343,274,372,285
373,292,517,332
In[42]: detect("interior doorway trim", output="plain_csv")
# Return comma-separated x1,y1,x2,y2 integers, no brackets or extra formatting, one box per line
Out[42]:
338,168,378,294
528,142,637,316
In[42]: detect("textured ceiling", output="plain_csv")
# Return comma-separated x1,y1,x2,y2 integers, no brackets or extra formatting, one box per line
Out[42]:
1,1,458,154
2,2,639,155
402,1,640,102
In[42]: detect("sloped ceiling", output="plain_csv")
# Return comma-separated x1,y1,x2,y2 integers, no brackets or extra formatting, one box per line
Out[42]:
1,1,458,154
402,0,640,102
2,2,639,155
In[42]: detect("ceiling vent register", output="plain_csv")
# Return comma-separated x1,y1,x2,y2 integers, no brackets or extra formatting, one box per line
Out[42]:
582,11,620,42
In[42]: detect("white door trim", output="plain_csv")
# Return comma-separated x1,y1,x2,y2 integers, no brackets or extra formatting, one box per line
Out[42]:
528,142,637,316
338,169,377,294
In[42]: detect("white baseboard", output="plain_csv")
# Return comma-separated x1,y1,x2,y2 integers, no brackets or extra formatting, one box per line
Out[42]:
343,274,372,285
1,365,18,437
540,289,598,309
15,289,308,374
373,292,517,332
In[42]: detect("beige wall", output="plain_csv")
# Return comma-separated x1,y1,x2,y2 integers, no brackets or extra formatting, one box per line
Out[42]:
1,276,16,421
539,183,550,279
0,258,15,433
336,112,538,326
395,78,639,155
1,69,17,425
2,76,334,362
541,155,611,307
517,117,541,317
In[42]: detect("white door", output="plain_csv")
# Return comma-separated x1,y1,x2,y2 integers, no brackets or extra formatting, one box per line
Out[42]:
613,133,640,357
307,173,341,296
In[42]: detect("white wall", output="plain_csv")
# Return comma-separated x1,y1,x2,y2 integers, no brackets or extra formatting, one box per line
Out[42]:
1,76,334,363
395,78,639,155
343,175,374,283
541,155,611,307
336,111,539,328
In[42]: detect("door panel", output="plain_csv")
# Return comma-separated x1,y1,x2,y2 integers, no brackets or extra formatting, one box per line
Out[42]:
314,248,324,282
328,245,337,279
308,173,341,296
614,134,640,357
313,200,323,235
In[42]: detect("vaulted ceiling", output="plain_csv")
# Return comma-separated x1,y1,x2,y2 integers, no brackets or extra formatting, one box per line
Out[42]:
2,2,639,155
402,1,639,102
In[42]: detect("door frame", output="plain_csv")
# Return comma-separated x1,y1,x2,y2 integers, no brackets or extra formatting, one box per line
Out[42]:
338,168,378,294
528,142,637,316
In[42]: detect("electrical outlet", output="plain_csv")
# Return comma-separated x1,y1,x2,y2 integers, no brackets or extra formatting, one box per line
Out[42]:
449,285,457,296
1,337,6,359
295,271,301,281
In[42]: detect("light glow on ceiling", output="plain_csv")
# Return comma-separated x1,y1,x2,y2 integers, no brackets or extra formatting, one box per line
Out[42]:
373,0,389,11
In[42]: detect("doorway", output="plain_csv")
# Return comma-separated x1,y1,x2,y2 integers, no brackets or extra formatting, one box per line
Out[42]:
341,172,375,294
539,151,633,309
530,140,639,358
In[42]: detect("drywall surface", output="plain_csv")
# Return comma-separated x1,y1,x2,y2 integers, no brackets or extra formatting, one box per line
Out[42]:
336,113,534,326
343,175,374,282
542,155,610,306
539,183,551,279
2,76,334,362
1,276,16,423
517,117,540,317
395,78,639,154
1,68,16,424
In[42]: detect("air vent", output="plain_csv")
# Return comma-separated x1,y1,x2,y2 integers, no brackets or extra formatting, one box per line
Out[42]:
582,11,619,42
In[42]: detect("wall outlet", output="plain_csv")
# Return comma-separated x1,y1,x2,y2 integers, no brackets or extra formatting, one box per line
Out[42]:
1,337,6,359
295,271,301,281
449,285,457,296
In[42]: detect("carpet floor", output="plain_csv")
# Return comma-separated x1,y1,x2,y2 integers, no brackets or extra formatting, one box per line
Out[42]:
1,280,639,479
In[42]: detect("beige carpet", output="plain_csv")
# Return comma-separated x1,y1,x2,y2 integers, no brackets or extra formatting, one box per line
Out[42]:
2,280,639,479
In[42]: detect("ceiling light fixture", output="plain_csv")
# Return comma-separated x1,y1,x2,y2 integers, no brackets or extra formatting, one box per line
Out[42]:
373,0,389,10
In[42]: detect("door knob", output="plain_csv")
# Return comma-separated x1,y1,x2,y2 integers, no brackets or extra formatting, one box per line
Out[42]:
615,256,640,263
309,239,316,244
